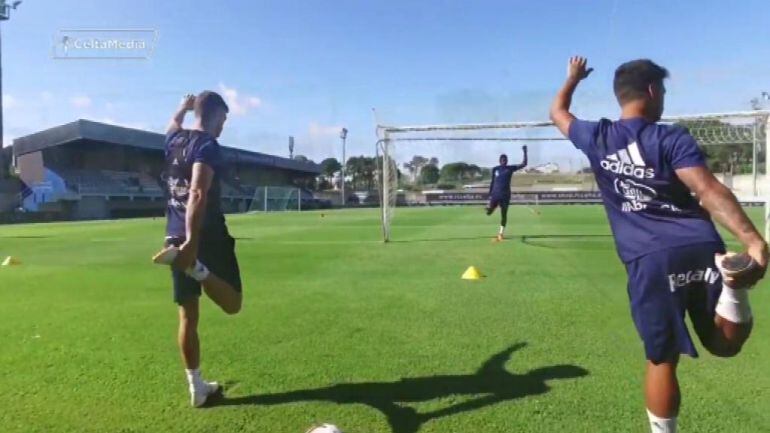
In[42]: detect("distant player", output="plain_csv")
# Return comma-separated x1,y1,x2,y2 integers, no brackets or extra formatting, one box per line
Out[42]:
551,57,767,432
486,147,528,241
153,92,243,407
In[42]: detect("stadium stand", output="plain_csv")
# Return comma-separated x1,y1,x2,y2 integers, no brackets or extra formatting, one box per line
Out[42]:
8,119,320,220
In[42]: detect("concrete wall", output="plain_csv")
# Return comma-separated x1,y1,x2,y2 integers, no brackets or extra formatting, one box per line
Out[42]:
72,196,109,220
719,174,767,198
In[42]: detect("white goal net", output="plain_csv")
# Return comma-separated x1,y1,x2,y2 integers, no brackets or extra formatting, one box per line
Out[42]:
247,186,302,212
376,111,770,242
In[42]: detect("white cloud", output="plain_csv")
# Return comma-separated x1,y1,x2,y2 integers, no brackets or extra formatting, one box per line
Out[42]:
90,117,148,130
70,95,92,109
4,94,18,109
217,83,262,116
308,122,343,138
40,91,54,103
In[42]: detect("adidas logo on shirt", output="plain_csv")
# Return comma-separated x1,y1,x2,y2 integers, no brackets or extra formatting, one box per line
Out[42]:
599,142,654,179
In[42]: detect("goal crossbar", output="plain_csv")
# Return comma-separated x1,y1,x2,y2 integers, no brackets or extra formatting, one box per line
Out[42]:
377,110,770,134
376,111,770,243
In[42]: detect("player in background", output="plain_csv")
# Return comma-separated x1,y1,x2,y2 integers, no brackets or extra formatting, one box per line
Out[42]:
551,57,767,433
486,147,528,241
153,92,243,407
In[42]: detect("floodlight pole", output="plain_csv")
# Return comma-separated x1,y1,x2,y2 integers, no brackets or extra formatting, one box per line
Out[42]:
340,127,348,207
0,19,3,159
752,93,770,237
0,1,21,167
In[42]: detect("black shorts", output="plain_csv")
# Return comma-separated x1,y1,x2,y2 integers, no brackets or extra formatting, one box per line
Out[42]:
625,242,725,363
487,195,510,210
167,235,242,305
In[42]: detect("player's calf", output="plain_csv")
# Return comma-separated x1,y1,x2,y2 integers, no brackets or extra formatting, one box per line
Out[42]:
705,252,757,357
704,317,751,358
201,273,242,315
645,359,680,433
154,245,242,314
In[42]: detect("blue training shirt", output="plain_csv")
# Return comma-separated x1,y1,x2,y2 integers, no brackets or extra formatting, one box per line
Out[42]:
489,163,526,197
569,117,723,263
164,129,226,239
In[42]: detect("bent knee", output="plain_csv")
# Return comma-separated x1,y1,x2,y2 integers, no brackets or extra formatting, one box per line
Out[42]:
222,297,242,315
223,305,241,315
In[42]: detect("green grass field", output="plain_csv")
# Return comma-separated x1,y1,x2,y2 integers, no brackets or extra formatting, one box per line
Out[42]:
1,205,769,433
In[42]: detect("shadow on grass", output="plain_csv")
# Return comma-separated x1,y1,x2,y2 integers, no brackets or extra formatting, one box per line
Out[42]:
210,343,588,433
387,234,612,247
520,234,613,249
388,235,497,243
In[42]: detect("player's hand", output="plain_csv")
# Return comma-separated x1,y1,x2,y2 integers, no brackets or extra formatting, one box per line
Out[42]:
748,240,769,268
567,56,593,81
522,145,528,153
179,94,196,111
174,241,198,271
745,241,769,285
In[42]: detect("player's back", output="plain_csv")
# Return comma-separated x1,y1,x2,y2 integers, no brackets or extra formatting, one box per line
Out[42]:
163,129,226,239
569,117,723,262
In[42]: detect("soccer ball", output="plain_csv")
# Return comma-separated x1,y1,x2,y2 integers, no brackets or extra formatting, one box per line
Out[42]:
306,424,342,433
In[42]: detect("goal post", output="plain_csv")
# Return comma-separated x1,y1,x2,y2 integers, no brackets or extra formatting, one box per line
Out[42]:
247,186,302,212
376,110,770,242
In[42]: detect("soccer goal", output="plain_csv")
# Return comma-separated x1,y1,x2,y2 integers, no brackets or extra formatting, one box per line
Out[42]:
247,186,303,212
376,111,770,242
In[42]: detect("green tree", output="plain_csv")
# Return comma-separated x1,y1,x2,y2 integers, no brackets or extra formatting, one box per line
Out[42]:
346,156,378,190
440,162,483,181
402,155,439,183
675,119,763,174
319,157,342,185
419,164,440,184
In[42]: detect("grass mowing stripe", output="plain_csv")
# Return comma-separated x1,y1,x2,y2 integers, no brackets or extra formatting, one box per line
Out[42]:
0,206,768,432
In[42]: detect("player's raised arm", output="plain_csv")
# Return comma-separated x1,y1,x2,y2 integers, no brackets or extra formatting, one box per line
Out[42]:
166,94,196,135
550,56,593,137
516,146,528,169
676,165,768,281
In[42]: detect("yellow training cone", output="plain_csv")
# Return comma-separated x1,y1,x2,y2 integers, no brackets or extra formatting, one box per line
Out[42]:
461,266,483,280
2,256,21,266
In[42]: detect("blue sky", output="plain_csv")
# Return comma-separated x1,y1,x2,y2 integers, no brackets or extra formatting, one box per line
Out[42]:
2,0,769,168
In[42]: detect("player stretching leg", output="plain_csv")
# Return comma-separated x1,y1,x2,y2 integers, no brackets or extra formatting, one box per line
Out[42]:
486,147,527,241
551,57,767,433
154,92,243,407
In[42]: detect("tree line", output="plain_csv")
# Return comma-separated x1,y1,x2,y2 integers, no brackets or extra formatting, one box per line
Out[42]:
311,154,495,192
675,119,766,175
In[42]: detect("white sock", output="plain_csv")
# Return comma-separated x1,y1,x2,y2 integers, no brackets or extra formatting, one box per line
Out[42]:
185,368,204,389
186,261,211,282
498,226,505,235
647,409,677,433
715,284,752,323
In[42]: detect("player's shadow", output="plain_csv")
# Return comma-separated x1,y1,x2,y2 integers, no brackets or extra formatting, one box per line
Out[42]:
212,343,588,433
520,234,613,248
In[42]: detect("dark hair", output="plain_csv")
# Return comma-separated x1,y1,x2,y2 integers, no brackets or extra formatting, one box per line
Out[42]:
499,154,508,160
613,59,669,104
194,91,229,122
